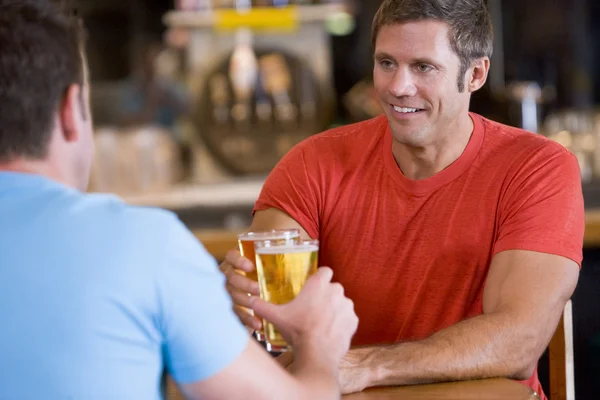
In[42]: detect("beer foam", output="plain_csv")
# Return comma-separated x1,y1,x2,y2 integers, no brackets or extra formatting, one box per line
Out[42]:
255,245,319,254
238,233,299,241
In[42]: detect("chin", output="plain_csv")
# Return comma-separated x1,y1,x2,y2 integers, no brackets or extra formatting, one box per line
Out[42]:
391,129,430,148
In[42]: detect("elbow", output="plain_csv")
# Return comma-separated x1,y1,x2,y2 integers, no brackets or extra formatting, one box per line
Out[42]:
505,335,541,381
509,362,537,381
506,341,538,381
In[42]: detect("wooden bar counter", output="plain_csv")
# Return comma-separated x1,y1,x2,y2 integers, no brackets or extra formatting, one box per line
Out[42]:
167,378,538,399
343,379,538,399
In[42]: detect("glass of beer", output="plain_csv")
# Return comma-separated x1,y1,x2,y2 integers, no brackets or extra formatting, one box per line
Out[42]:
237,229,300,341
254,239,319,353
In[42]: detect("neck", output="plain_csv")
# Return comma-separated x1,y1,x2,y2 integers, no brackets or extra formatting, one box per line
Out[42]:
391,113,474,180
0,158,74,189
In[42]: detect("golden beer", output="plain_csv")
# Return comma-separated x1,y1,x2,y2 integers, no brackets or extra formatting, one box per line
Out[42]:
254,240,319,352
237,230,300,341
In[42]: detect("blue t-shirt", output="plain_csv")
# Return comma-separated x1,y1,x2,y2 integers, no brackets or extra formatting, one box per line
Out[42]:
0,172,249,399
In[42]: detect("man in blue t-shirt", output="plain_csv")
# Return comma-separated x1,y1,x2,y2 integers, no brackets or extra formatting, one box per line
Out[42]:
0,2,358,399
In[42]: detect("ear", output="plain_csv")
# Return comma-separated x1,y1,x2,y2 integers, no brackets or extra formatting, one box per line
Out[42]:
467,57,490,93
59,83,84,143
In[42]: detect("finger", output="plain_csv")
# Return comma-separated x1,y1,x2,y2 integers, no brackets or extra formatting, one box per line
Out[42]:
229,288,256,308
227,273,260,295
218,260,233,275
225,249,255,273
331,282,344,296
286,362,295,373
276,351,294,368
234,306,262,330
342,299,359,334
225,249,243,265
305,266,333,289
316,266,334,282
249,296,282,328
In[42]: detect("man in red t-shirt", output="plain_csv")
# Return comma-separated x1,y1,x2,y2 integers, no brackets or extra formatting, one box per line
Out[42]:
220,1,583,398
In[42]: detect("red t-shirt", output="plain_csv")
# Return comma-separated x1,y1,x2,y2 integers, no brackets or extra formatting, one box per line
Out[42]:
254,113,584,398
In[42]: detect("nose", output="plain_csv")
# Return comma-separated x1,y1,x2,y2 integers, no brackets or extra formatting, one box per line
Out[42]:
388,67,417,98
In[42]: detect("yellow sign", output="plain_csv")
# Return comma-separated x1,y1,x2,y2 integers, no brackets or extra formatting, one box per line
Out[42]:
214,6,299,32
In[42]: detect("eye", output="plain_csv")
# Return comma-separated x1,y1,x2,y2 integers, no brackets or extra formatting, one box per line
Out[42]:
379,59,395,70
416,63,434,73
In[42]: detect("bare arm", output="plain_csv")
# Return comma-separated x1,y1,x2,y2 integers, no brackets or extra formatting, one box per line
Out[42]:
181,267,358,400
248,208,312,239
179,339,339,400
339,250,579,393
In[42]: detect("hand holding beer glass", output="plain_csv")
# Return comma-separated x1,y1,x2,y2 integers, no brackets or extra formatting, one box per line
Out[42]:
235,229,300,340
254,239,319,352
250,266,358,365
224,233,358,360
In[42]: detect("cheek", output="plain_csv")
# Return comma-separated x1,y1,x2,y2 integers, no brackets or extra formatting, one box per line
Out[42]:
414,75,442,100
373,69,388,93
439,91,467,116
429,76,459,106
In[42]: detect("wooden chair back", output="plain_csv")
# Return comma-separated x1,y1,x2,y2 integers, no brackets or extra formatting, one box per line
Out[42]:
548,300,575,400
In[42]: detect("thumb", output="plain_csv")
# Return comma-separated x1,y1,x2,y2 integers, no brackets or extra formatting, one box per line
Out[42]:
249,296,283,326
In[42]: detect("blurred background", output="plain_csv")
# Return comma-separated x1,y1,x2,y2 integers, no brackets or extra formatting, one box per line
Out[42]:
84,0,600,206
79,0,600,397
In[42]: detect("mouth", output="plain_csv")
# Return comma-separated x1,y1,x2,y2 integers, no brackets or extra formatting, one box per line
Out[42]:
390,105,425,114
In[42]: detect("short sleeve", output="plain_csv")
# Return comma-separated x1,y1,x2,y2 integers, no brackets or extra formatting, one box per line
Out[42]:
493,149,584,265
158,216,249,383
253,139,321,238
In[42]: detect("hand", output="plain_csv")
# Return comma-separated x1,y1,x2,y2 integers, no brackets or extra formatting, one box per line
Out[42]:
220,250,262,330
338,348,376,394
282,348,373,394
250,267,358,363
276,351,294,369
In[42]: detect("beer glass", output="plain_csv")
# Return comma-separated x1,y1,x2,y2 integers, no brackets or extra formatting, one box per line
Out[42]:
237,229,300,341
254,239,319,352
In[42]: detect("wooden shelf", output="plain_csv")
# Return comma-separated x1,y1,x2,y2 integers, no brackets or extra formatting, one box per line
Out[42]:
122,179,264,210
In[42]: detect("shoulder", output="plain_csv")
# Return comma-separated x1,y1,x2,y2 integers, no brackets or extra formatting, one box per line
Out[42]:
478,114,567,154
473,115,580,203
475,114,573,168
61,191,195,253
80,192,216,268
73,191,178,228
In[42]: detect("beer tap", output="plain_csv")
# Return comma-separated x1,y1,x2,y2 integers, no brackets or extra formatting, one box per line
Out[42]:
228,28,258,128
259,53,297,126
209,73,231,124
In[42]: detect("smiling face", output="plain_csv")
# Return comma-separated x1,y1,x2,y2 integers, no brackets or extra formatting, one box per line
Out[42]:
374,20,476,149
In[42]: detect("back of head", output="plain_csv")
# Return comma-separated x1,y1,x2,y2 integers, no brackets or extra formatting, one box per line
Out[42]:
372,0,493,91
0,0,85,162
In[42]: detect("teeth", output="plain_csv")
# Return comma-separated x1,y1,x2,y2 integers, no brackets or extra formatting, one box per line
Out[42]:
393,106,419,113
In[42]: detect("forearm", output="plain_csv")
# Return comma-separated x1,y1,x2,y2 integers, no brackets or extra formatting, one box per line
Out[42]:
361,312,539,387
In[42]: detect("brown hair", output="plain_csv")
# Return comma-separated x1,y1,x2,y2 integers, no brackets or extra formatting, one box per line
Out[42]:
0,0,86,161
372,0,493,92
